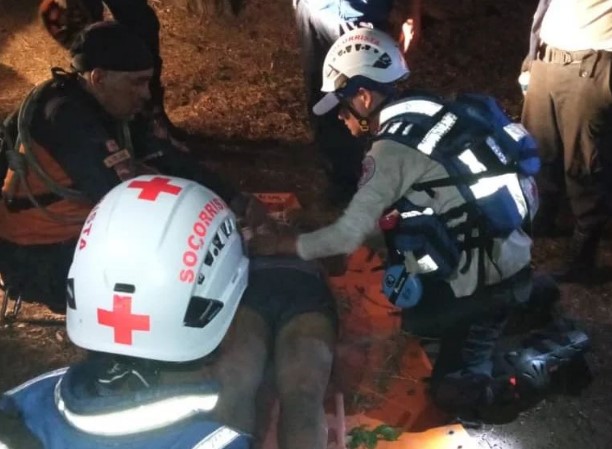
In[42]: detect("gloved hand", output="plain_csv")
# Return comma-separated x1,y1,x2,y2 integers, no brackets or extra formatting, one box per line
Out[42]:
39,0,93,49
248,228,297,257
0,409,43,449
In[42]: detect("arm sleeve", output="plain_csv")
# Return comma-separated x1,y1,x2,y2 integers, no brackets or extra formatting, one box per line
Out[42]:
296,139,429,260
526,0,552,65
38,100,123,203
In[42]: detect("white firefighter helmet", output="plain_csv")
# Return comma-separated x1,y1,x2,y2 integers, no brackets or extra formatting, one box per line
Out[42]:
66,175,248,362
313,27,410,115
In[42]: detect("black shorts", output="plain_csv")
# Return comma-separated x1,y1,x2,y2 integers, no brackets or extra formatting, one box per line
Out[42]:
240,257,338,334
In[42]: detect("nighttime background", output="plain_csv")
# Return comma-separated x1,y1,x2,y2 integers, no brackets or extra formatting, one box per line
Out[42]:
1,0,612,448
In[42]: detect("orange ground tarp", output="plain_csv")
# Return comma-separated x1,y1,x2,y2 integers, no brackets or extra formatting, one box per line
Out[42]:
254,193,475,449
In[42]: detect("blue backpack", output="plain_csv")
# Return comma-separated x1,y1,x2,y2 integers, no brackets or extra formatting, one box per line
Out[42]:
377,93,540,302
377,92,540,239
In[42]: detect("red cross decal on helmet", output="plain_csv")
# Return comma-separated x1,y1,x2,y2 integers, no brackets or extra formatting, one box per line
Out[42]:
127,177,182,201
97,294,151,345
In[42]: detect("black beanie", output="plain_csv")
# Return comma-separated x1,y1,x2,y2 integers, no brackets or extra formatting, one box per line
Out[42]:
70,21,154,73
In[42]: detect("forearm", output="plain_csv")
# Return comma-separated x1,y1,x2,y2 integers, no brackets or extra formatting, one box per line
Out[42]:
297,218,366,260
296,187,385,260
526,0,552,62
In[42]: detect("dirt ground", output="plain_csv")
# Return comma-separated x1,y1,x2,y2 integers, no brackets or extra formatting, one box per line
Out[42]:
1,0,612,448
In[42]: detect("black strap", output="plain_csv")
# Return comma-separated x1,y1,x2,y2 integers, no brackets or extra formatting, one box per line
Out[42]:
4,190,68,212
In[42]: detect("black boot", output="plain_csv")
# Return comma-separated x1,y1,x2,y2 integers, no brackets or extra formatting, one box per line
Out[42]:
552,227,603,284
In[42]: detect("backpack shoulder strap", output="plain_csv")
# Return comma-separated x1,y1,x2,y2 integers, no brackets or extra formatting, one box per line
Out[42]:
15,76,88,202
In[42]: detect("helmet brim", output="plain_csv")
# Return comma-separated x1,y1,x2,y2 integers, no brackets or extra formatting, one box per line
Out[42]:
313,92,340,116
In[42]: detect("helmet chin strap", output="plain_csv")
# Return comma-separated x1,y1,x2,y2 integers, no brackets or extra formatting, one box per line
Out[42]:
343,94,393,133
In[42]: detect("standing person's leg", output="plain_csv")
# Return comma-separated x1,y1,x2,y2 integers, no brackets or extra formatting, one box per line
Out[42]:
553,52,612,281
274,312,335,449
521,59,565,236
212,306,271,434
294,1,364,205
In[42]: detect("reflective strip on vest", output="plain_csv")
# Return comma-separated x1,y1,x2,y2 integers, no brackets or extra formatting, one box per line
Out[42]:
5,367,68,396
417,112,457,156
54,379,219,437
192,426,242,449
379,99,443,124
456,148,528,217
0,141,91,245
416,254,439,273
380,97,530,231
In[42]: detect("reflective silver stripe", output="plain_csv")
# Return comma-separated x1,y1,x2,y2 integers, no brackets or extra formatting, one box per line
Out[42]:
417,113,457,156
458,149,486,174
400,207,434,219
378,122,391,135
469,174,527,218
503,123,529,142
416,254,439,273
387,122,403,134
469,174,509,199
506,175,529,217
4,367,68,396
0,441,9,449
379,99,443,125
456,150,528,218
54,378,219,436
192,426,241,449
485,137,508,164
402,124,413,135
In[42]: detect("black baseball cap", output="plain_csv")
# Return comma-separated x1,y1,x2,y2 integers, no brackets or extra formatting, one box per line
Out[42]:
70,21,154,73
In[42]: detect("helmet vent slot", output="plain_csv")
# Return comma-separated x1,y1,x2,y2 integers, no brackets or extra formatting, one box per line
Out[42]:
114,283,136,294
184,296,223,328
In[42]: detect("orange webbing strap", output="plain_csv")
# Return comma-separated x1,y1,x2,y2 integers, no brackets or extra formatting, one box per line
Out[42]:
7,79,91,224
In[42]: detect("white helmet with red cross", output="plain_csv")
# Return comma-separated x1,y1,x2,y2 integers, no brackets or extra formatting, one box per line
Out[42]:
66,175,248,362
313,27,410,115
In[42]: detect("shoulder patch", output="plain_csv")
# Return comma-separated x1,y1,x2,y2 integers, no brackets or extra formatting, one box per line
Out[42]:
105,140,120,153
103,149,131,168
358,156,376,187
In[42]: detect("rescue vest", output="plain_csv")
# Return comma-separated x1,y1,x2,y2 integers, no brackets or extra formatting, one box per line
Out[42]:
0,73,137,245
376,93,540,286
0,139,92,245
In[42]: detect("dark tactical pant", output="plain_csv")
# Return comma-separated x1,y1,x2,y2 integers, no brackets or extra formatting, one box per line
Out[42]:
294,0,373,197
0,238,76,313
522,46,612,234
401,267,533,383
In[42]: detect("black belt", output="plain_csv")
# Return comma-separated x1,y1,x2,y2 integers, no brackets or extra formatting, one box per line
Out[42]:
537,44,598,64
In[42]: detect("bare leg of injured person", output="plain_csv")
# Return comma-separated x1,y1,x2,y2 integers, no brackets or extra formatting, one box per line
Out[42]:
275,312,335,449
212,261,336,449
